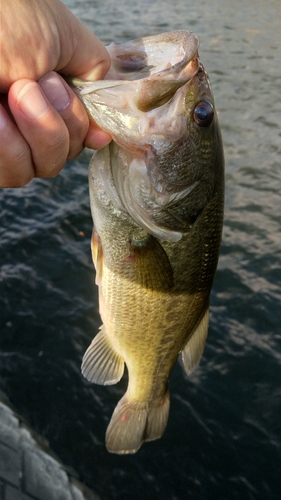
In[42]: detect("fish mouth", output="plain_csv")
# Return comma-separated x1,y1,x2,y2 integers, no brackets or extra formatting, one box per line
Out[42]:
67,30,199,116
106,30,199,80
83,30,198,80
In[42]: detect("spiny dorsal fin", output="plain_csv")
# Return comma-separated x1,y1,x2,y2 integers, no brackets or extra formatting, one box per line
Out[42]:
81,326,124,385
181,307,210,375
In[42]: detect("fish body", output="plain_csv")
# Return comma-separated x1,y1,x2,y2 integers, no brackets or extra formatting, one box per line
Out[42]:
68,31,224,454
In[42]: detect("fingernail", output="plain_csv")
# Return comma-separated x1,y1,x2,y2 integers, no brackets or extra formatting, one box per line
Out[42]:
39,73,70,112
17,82,49,119
0,106,8,130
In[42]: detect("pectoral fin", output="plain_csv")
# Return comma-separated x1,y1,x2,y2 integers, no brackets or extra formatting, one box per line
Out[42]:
81,326,124,385
130,236,174,291
181,307,210,375
91,230,103,286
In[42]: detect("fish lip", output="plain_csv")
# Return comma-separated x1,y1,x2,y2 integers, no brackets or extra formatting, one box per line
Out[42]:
105,30,199,80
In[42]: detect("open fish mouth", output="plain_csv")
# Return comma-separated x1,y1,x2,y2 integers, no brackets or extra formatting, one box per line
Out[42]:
67,30,199,118
106,30,199,81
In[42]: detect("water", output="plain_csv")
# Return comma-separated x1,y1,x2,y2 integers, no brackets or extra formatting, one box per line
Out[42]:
1,0,281,498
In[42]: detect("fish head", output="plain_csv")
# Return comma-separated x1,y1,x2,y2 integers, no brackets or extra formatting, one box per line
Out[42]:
66,31,200,139
66,31,224,242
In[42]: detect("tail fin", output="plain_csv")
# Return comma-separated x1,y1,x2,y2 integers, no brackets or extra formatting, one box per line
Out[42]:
105,390,170,454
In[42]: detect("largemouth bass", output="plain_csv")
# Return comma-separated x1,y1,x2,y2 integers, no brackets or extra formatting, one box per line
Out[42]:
67,31,224,454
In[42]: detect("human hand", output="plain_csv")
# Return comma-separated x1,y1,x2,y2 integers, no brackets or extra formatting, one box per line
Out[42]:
0,0,112,188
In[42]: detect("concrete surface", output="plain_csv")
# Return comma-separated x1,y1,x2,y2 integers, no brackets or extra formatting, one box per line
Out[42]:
0,401,99,500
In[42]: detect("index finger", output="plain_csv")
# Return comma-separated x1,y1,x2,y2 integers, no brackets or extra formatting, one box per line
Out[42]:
55,9,111,81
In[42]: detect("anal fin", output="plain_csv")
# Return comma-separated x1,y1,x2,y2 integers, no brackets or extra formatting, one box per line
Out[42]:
106,390,170,454
181,307,210,375
81,326,124,385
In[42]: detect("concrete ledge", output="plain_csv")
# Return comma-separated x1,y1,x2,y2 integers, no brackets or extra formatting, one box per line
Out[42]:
0,402,99,500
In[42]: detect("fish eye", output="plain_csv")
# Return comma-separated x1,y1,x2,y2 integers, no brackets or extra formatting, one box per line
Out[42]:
193,101,214,127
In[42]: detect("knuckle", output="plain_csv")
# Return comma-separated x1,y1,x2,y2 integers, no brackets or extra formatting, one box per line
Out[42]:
67,127,88,160
33,128,69,178
61,101,89,160
0,140,34,188
67,147,83,161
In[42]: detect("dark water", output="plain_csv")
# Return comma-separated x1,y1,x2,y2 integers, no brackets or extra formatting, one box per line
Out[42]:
1,0,281,499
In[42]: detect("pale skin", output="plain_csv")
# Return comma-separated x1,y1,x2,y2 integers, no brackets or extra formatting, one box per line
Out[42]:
0,0,112,188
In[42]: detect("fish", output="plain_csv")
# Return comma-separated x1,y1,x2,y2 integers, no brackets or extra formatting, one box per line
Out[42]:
66,30,224,454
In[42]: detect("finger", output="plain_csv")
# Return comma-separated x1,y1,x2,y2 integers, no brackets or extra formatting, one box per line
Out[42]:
8,79,70,179
84,122,112,150
57,10,111,81
38,72,89,159
39,72,111,155
0,1,110,92
0,103,34,188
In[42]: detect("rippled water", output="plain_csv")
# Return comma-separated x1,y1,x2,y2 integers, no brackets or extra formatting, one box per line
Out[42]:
1,0,281,499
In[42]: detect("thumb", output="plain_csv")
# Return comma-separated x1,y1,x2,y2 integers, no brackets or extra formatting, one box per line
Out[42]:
55,7,111,81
